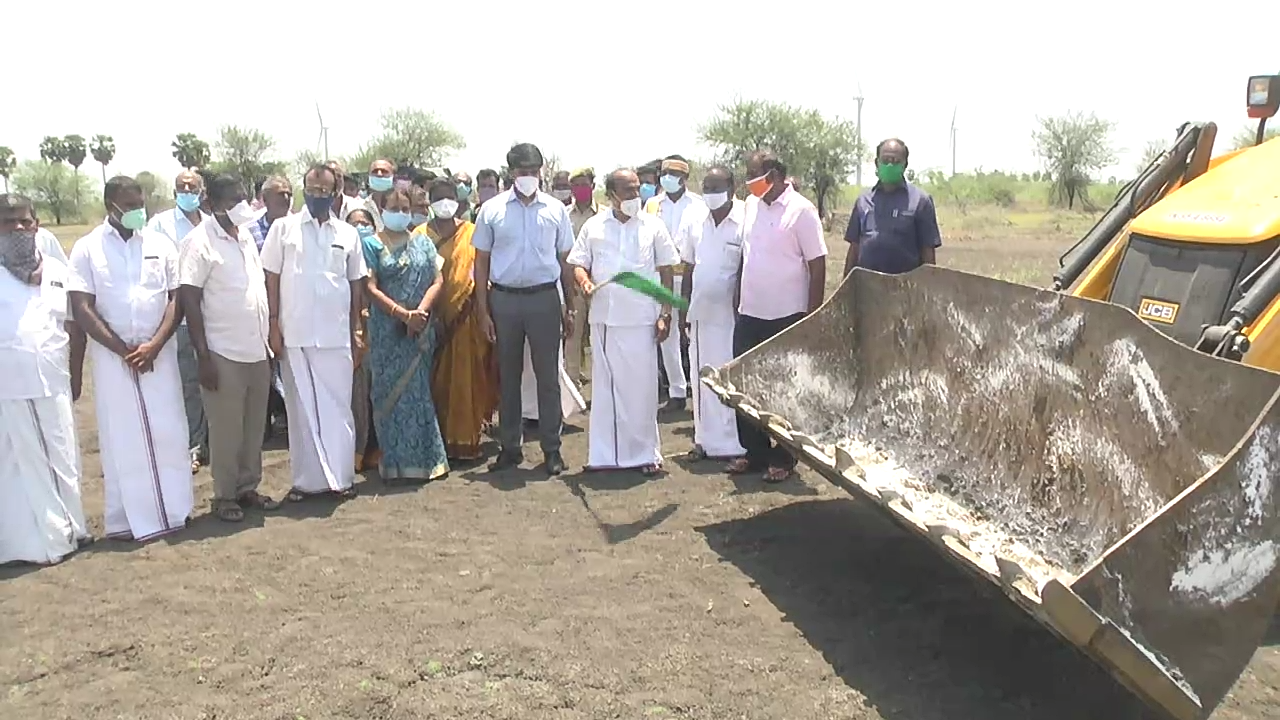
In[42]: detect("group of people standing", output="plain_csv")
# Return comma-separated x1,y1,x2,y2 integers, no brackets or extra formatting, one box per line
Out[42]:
1,136,942,568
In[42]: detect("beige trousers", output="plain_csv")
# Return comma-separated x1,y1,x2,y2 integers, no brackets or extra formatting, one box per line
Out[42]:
564,291,589,383
201,352,271,502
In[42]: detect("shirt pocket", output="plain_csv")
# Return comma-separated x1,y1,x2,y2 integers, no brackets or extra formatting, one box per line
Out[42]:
721,241,743,274
140,255,168,290
328,243,348,277
41,280,69,321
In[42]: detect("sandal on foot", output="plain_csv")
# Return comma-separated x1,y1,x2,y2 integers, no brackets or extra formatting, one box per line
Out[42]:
726,457,757,475
215,502,244,523
285,488,308,503
640,464,663,477
763,466,797,484
338,487,358,499
238,492,281,511
685,446,707,462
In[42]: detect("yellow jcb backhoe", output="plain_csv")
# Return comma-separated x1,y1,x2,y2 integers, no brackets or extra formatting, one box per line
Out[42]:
701,75,1280,720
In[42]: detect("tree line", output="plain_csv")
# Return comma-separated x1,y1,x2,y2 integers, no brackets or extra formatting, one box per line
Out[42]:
0,102,1274,226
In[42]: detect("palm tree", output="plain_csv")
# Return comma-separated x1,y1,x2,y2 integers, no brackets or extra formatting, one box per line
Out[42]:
0,146,15,192
63,135,88,213
39,136,67,164
90,134,116,184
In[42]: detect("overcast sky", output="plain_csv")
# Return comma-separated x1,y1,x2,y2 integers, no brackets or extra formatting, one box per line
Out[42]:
5,0,1275,184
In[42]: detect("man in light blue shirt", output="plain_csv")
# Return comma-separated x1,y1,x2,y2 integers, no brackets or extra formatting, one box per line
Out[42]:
145,169,210,470
473,142,576,476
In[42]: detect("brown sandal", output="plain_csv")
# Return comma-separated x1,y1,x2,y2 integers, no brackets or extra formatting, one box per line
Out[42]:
640,464,663,477
726,458,756,475
763,466,797,484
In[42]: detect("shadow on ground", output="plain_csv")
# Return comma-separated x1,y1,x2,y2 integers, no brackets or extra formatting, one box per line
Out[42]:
697,498,1162,720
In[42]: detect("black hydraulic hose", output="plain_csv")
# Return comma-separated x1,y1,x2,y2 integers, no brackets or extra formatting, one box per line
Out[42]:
1227,246,1280,328
1050,123,1204,291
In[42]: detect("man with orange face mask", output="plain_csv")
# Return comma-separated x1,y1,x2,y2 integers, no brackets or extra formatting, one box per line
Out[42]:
727,151,827,484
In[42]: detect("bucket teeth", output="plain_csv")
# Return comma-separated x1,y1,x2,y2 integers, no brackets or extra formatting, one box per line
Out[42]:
758,411,790,430
833,445,858,473
879,488,913,512
996,556,1030,590
926,522,962,541
725,391,747,405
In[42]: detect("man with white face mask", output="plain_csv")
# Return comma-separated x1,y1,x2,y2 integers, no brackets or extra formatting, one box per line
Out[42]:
568,168,679,476
147,168,211,472
676,166,746,461
177,174,279,522
644,154,702,412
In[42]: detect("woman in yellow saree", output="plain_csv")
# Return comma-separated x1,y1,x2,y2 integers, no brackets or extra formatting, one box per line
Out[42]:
415,178,499,460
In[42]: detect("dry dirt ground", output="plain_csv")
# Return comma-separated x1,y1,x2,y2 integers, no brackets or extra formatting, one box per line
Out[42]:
2,214,1276,720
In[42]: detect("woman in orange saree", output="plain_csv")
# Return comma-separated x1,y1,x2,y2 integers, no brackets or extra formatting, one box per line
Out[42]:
416,178,499,460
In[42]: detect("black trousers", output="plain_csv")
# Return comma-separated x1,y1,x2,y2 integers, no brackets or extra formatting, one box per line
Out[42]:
733,312,806,468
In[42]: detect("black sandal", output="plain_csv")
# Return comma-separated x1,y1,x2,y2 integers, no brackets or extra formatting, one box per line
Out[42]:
215,502,244,523
338,487,358,499
285,488,308,503
685,446,707,462
237,491,281,511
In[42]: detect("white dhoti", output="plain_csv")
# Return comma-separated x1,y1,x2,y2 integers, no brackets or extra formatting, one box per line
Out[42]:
281,346,356,494
521,341,586,421
0,394,88,565
658,275,688,399
586,324,662,469
689,320,746,458
91,341,194,541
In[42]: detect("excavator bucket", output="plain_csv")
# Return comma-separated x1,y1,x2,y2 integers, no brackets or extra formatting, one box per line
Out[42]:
701,265,1280,720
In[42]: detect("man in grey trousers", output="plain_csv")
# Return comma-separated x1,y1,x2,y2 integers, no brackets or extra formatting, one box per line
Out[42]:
177,173,280,522
472,142,576,476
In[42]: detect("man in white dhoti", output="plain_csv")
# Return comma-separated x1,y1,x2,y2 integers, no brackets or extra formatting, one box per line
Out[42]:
568,168,679,477
0,194,90,565
676,167,747,461
68,177,193,541
261,164,367,502
179,174,280,523
644,155,704,412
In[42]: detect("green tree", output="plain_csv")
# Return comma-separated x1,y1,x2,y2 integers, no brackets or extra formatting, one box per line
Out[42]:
172,132,211,169
292,149,323,181
1138,139,1166,173
0,146,15,192
699,98,863,218
10,159,96,225
1031,111,1116,210
348,108,465,169
212,125,281,184
39,136,67,164
63,134,88,212
90,134,115,184
1230,123,1280,150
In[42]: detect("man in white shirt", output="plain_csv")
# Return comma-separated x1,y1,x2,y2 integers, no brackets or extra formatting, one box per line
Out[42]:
0,194,90,565
68,176,193,541
146,168,210,472
261,164,368,502
644,155,703,412
568,168,680,476
178,174,280,523
676,167,747,461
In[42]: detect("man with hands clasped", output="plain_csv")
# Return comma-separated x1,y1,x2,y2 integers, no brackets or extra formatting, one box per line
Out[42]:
567,167,680,477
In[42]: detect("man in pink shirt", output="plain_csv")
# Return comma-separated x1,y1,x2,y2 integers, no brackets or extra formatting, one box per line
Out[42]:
728,151,828,483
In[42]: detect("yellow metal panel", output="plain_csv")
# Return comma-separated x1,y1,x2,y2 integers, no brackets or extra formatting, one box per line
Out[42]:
1129,139,1280,244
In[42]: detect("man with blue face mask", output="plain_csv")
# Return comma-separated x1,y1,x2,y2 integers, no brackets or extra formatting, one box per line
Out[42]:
146,168,211,473
260,164,369,503
643,154,702,412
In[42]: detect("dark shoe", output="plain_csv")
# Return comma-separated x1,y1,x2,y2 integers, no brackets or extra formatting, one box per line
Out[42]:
663,398,687,412
544,451,566,476
489,452,523,472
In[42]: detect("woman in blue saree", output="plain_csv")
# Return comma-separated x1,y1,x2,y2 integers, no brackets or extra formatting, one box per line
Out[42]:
362,188,450,483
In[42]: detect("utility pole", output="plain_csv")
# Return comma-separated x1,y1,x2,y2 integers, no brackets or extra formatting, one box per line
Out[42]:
854,85,865,188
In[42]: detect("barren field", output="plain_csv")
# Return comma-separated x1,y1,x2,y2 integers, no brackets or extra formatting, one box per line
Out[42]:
2,208,1276,720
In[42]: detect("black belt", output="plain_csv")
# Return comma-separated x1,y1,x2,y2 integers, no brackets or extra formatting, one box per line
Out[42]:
491,281,556,295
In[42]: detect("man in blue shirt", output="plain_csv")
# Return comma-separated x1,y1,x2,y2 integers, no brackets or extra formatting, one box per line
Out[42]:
842,138,942,277
473,143,576,476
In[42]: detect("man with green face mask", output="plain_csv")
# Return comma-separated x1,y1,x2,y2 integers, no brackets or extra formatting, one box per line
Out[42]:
842,138,942,277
